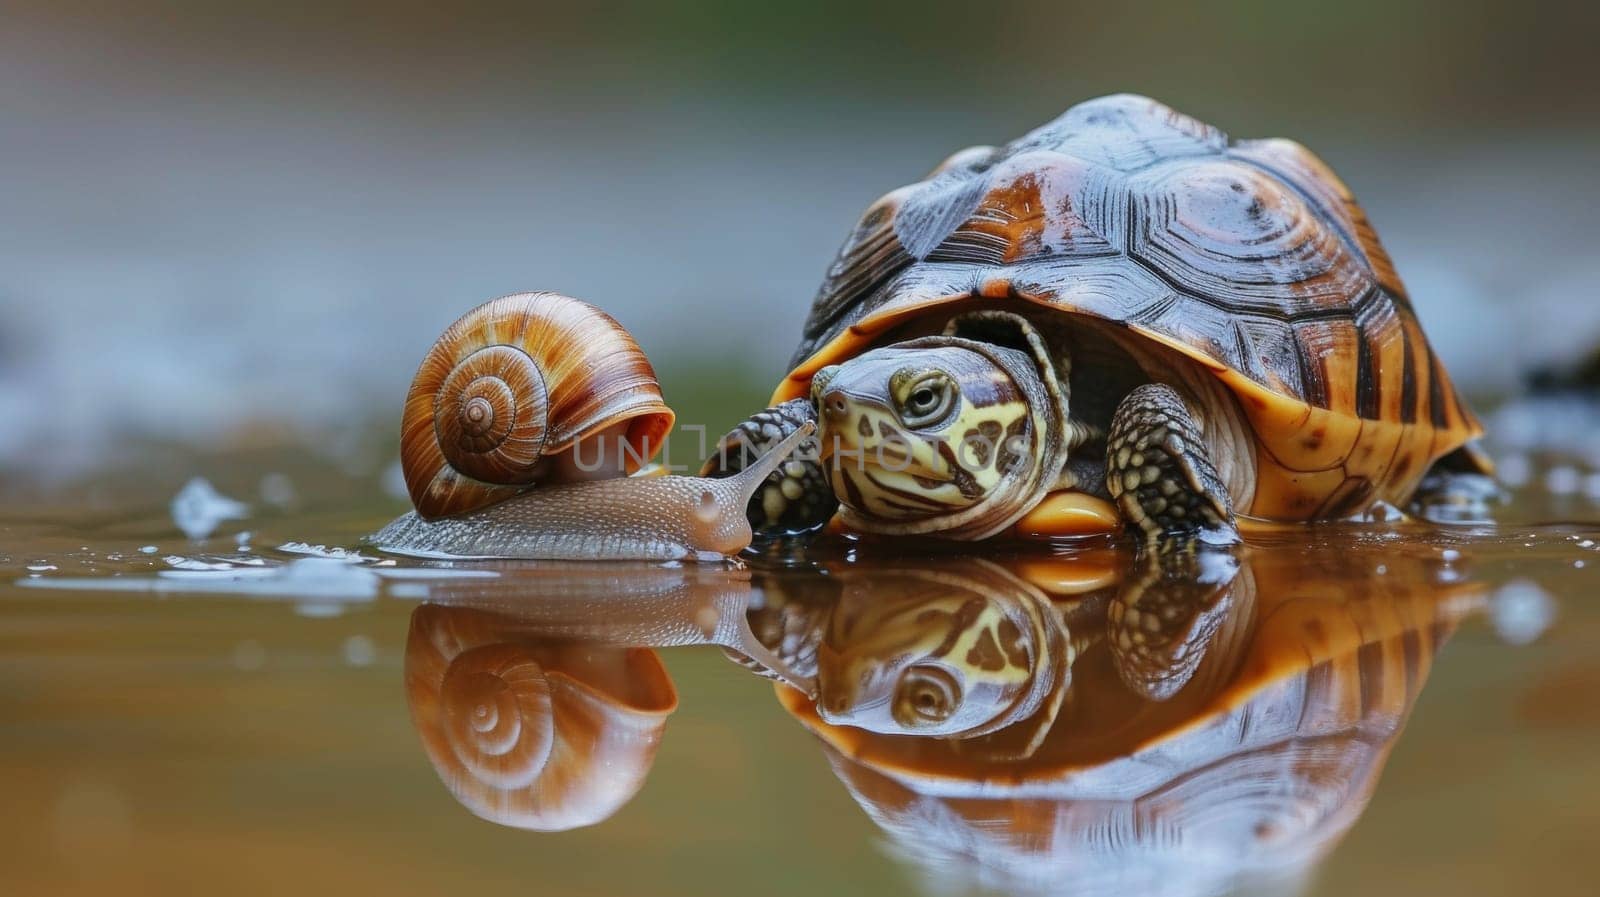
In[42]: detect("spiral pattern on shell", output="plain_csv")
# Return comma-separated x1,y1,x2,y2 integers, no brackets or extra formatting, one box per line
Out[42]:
440,644,557,790
405,604,678,831
401,292,676,519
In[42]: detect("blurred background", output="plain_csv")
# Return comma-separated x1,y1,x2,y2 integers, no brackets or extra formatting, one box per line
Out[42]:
3,7,1600,897
2,0,1597,494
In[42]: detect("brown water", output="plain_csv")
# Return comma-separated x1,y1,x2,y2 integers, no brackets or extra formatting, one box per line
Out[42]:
2,406,1598,897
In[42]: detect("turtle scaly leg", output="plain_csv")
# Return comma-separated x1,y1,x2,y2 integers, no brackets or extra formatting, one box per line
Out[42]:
700,398,838,539
1106,384,1238,544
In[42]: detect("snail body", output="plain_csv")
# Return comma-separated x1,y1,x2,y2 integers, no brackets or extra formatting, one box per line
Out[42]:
376,422,813,561
379,292,815,561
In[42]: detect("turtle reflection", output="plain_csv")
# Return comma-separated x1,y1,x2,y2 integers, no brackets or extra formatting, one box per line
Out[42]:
771,547,1481,897
815,561,1076,748
750,545,1251,754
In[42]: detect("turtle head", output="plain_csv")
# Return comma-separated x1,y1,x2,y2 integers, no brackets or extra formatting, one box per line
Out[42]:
810,319,1068,539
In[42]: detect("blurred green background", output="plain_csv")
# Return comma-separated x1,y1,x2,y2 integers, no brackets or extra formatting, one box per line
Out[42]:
2,0,1597,493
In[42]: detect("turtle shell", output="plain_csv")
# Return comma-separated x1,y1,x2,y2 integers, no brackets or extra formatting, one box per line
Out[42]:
774,94,1483,520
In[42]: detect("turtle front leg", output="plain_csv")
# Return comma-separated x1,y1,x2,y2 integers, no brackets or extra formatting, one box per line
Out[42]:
1106,384,1238,544
700,398,838,539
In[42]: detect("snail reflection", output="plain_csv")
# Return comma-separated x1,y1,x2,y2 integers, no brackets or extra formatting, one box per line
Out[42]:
406,605,676,832
770,546,1481,897
403,565,808,831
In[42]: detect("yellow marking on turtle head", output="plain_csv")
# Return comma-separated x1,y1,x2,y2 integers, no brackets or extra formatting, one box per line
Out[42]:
817,586,1037,735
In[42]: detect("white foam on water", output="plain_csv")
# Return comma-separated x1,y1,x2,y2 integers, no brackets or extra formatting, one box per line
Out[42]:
277,542,374,563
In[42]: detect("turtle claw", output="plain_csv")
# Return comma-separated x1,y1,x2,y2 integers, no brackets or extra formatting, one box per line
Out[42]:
701,398,837,540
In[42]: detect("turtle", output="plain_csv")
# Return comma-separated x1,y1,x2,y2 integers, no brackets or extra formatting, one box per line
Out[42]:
772,546,1484,897
704,94,1492,544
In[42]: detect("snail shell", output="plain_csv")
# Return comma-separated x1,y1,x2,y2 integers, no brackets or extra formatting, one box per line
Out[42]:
401,292,676,519
405,603,678,831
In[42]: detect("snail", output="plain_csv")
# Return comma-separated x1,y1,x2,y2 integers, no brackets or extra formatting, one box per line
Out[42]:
372,292,816,561
405,603,678,832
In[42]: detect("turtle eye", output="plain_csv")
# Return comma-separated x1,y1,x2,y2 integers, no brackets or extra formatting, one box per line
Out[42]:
892,664,961,727
900,374,954,428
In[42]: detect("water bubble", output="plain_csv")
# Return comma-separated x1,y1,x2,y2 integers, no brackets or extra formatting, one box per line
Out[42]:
259,472,297,508
170,478,250,540
139,545,158,554
1489,579,1557,646
26,563,57,573
1497,454,1531,488
342,634,377,667
1545,465,1581,495
1490,403,1542,451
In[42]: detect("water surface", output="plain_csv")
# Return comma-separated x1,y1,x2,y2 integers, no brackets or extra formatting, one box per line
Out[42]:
2,407,1597,897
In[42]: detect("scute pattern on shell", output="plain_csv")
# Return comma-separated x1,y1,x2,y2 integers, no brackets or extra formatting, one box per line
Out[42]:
780,94,1483,520
401,292,675,519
